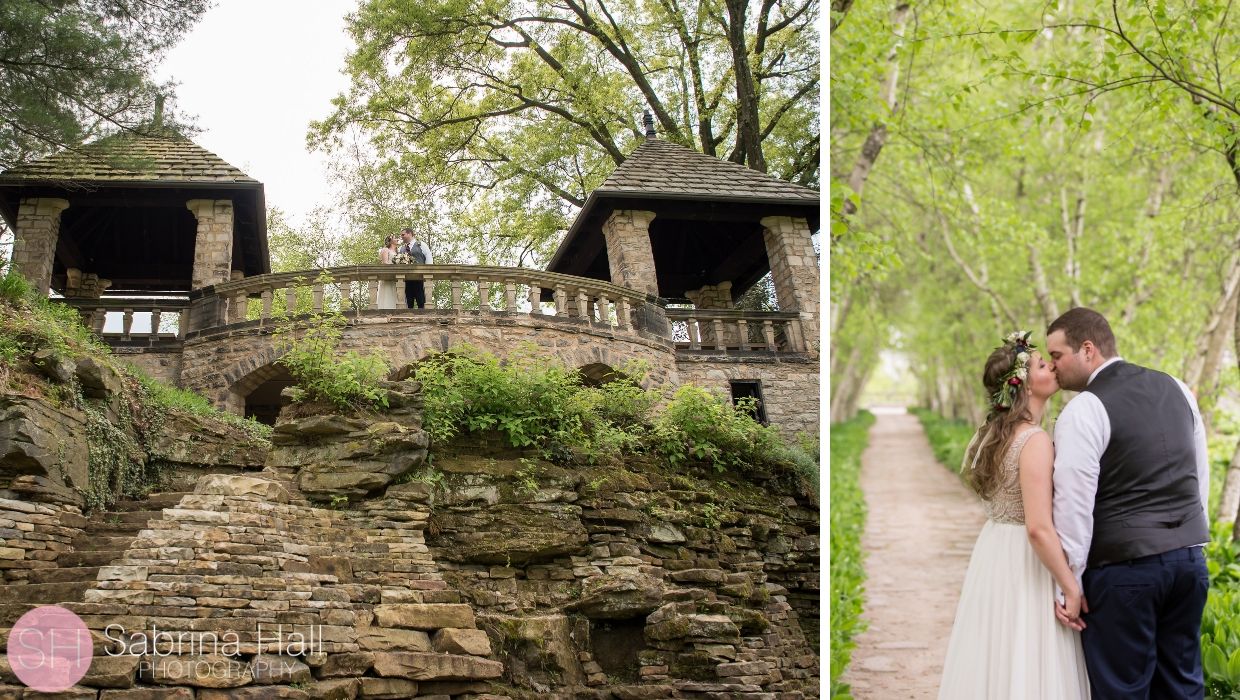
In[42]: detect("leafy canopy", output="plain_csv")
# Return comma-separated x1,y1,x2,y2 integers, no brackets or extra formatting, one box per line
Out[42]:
310,0,819,264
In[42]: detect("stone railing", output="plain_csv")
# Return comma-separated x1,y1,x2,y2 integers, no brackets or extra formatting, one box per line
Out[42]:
190,265,653,333
665,308,808,353
58,297,190,342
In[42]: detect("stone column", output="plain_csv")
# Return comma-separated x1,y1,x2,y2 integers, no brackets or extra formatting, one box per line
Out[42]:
601,209,668,335
12,198,70,296
761,216,819,354
187,199,235,290
602,210,658,295
685,281,736,346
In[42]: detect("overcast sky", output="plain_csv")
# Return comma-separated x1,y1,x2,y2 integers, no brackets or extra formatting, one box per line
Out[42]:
155,0,356,227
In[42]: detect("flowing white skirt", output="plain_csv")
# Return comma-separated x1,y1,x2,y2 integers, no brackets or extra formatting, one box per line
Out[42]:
938,520,1091,700
376,280,398,309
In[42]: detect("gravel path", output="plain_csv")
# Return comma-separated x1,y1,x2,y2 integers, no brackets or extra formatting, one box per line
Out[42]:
840,410,986,699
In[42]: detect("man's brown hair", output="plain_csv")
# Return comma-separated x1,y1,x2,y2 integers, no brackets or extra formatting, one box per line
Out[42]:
1047,307,1117,357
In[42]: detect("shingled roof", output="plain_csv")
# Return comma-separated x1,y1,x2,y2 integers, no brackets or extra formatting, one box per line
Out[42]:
594,137,818,205
545,136,819,300
0,131,259,186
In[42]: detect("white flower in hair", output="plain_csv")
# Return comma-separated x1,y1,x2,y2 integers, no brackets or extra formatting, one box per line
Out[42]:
1016,367,1028,381
1017,351,1029,364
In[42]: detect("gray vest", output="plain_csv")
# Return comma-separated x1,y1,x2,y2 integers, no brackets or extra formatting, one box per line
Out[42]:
1084,361,1208,568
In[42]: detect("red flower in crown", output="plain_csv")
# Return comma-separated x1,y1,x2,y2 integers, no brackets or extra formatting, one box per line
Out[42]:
1009,377,1022,386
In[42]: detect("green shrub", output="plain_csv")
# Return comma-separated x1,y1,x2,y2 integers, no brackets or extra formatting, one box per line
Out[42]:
1204,521,1240,698
653,385,786,471
272,301,390,412
414,343,591,455
829,410,875,698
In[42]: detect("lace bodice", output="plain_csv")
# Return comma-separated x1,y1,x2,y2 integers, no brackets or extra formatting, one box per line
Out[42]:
983,427,1043,525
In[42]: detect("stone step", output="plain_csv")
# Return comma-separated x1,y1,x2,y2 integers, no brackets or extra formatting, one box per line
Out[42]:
28,566,101,584
0,581,93,605
88,509,164,526
77,521,149,537
109,492,192,511
59,550,124,568
70,535,136,550
0,603,35,626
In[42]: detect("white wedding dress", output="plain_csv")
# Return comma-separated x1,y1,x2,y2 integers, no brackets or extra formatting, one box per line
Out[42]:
938,427,1091,700
376,248,397,309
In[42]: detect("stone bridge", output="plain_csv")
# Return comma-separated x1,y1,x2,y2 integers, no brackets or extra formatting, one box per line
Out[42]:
65,264,820,436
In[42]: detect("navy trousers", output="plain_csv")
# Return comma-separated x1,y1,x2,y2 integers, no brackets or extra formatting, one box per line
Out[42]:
404,279,425,309
1081,546,1209,700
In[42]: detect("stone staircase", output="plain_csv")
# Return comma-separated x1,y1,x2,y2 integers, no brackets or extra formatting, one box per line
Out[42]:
0,490,190,626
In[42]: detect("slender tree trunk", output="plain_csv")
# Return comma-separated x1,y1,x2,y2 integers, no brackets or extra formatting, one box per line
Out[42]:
841,2,910,216
1228,293,1240,528
844,353,881,417
831,344,865,422
830,290,854,377
1122,168,1172,325
1183,245,1240,393
1060,187,1085,309
1029,244,1060,328
1222,442,1240,529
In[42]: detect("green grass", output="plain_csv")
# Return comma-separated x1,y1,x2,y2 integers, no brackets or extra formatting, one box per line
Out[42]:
829,409,875,699
910,407,976,477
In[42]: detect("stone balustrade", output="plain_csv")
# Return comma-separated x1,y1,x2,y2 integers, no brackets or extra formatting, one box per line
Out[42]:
666,308,807,353
56,266,812,359
198,265,651,333
59,297,190,342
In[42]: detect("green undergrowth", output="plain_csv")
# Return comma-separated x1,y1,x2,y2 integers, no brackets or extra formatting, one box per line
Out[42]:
829,410,874,699
910,407,975,477
270,300,821,488
1,269,271,510
272,289,390,412
412,342,819,492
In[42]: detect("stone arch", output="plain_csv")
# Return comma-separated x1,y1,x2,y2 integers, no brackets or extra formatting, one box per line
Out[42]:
578,362,628,388
225,346,291,424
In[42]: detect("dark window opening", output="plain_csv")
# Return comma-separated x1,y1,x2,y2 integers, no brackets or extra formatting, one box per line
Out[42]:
730,380,768,424
589,618,645,682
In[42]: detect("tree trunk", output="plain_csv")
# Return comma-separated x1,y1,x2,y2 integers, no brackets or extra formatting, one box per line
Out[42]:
841,2,910,215
1060,187,1085,309
1183,244,1240,394
724,0,766,172
830,344,865,422
1029,244,1059,328
1122,167,1171,325
844,353,881,417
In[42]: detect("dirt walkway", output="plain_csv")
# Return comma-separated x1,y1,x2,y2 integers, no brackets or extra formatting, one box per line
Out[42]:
840,410,986,699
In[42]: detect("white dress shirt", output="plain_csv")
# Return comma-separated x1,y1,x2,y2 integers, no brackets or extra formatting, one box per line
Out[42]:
1052,357,1210,597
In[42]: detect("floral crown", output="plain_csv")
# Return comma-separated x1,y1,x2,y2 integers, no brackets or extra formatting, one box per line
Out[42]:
990,331,1035,411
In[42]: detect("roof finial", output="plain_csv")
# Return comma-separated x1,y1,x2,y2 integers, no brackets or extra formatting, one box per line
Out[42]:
154,94,165,128
642,110,656,139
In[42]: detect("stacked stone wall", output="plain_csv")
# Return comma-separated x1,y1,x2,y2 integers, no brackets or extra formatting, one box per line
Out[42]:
0,497,86,584
675,358,819,438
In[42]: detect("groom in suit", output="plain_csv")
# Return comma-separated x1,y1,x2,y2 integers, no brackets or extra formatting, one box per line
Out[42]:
1048,307,1211,699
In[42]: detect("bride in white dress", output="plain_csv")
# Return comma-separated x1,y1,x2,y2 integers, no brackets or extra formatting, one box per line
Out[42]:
938,331,1091,700
376,235,398,309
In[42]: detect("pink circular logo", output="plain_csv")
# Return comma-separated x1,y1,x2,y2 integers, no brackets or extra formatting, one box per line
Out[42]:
6,605,92,691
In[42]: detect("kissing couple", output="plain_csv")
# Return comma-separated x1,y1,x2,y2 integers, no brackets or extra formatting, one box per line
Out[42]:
938,307,1211,699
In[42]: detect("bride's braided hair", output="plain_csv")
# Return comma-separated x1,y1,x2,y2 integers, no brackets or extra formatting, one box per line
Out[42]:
963,336,1036,500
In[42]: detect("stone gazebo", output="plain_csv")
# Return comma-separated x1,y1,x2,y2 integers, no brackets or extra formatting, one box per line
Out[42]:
547,126,821,427
0,131,266,321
